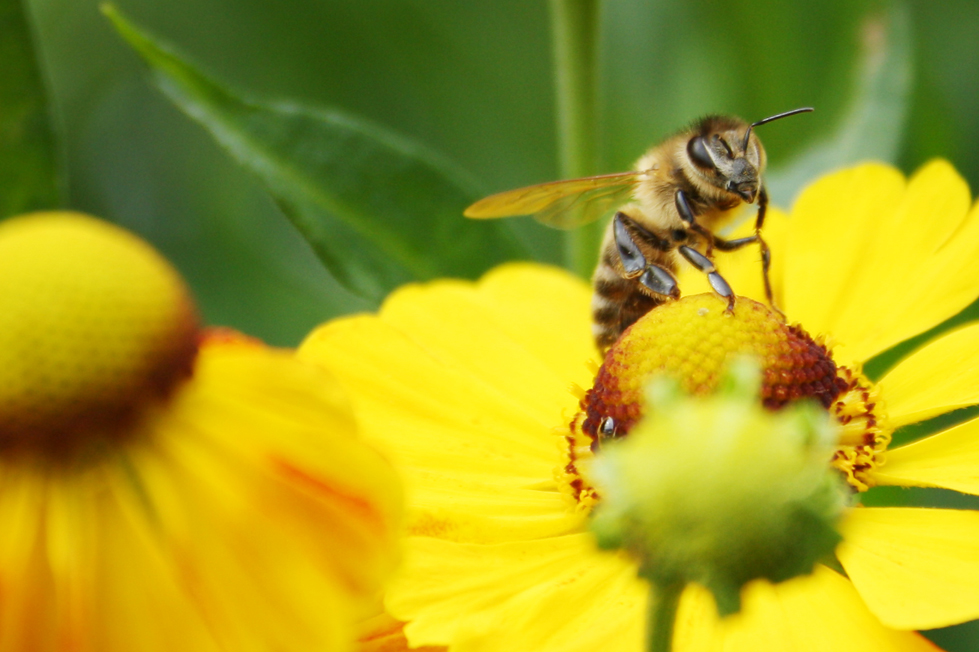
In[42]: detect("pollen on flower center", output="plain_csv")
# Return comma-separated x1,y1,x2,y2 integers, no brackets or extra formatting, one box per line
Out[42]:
0,213,200,461
560,295,889,505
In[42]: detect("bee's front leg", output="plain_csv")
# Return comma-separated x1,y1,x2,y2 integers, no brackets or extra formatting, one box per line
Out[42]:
751,187,781,316
675,190,715,258
713,231,785,320
678,245,734,311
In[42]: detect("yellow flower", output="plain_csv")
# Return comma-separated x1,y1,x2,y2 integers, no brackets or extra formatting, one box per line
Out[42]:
299,161,979,652
0,212,402,652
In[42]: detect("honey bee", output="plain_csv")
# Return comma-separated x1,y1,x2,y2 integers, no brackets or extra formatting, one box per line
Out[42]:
465,108,813,350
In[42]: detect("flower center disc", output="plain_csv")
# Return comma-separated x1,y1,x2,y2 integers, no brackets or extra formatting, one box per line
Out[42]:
560,295,888,507
0,213,199,460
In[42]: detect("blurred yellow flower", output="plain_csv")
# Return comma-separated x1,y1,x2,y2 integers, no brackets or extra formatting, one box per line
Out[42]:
301,161,979,652
0,212,402,652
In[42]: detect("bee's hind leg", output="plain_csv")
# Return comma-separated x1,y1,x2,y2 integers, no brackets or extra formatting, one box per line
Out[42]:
612,213,680,300
678,245,735,311
637,263,680,299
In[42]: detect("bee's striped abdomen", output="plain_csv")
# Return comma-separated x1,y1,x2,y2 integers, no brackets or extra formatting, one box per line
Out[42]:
590,246,672,350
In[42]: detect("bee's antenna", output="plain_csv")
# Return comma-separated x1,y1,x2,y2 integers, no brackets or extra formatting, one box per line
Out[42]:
742,107,814,151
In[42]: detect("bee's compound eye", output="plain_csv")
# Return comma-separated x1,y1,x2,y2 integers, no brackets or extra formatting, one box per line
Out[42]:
599,416,616,438
687,136,716,171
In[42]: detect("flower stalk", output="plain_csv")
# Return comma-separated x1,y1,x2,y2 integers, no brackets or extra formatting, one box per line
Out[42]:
548,0,602,278
647,582,683,652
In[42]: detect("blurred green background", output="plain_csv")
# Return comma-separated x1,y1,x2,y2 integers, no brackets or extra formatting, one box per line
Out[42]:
13,0,979,648
23,0,979,346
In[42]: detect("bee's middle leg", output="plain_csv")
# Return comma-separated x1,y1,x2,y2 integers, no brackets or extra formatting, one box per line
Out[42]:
678,245,734,311
675,189,715,257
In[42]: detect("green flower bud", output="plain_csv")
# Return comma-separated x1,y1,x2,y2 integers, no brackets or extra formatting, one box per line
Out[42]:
590,358,850,616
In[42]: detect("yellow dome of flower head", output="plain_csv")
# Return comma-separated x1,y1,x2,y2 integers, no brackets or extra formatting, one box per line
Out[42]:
0,212,198,458
300,160,979,652
0,212,402,652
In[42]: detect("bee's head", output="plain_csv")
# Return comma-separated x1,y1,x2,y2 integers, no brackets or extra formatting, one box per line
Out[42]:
685,108,813,204
685,116,764,203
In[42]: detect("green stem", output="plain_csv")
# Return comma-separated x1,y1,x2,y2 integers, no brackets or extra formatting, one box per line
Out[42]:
647,582,684,652
548,0,602,278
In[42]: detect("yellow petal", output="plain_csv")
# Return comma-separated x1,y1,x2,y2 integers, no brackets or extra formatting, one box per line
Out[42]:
176,340,403,598
120,440,356,652
0,338,403,652
354,612,424,652
0,469,60,651
388,536,935,652
299,265,591,544
377,264,597,400
449,549,644,652
786,161,974,364
96,474,219,652
675,567,940,652
873,416,979,494
42,475,103,652
877,322,979,428
301,314,580,541
388,533,645,652
0,464,222,652
837,507,979,629
885,198,979,342
472,263,599,383
850,184,979,364
764,207,791,307
782,163,905,355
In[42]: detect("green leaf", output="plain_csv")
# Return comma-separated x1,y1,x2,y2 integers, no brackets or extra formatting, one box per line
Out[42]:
103,4,528,302
765,4,912,208
0,0,63,217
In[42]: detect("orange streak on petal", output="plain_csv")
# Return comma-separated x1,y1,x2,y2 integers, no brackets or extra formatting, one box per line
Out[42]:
269,456,385,535
357,613,445,652
199,327,265,348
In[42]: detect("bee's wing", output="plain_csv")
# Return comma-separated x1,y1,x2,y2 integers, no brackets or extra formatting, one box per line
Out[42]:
464,172,643,230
